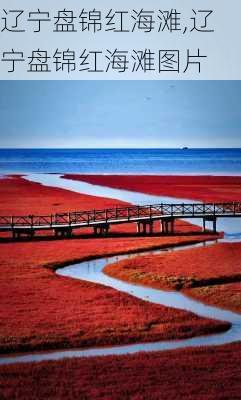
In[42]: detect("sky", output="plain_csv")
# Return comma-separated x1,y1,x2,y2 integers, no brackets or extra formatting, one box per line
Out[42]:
0,80,240,148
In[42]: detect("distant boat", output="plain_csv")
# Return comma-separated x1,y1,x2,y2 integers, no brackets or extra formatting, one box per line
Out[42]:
182,146,189,150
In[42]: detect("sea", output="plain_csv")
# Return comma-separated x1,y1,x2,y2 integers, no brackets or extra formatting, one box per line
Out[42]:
0,148,241,175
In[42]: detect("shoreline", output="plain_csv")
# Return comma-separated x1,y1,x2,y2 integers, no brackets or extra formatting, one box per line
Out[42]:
1,173,241,399
0,175,223,356
103,242,241,314
3,172,241,176
63,174,241,203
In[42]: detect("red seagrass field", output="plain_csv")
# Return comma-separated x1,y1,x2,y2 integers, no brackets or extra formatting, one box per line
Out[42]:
0,174,241,400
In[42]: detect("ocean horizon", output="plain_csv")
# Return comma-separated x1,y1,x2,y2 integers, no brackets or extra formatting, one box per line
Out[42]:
1,148,241,175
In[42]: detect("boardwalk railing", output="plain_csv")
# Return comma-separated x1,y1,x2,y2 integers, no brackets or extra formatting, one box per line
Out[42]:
0,202,241,238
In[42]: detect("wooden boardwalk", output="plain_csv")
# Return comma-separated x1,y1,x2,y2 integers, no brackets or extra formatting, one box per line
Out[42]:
1,202,241,239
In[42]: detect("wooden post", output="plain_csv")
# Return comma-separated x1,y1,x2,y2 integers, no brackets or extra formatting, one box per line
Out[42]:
213,218,217,233
203,218,206,232
171,218,174,234
29,215,33,228
103,224,109,236
162,221,166,234
160,219,163,233
162,220,167,234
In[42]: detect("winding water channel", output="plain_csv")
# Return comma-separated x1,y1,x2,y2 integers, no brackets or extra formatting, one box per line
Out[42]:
1,173,241,365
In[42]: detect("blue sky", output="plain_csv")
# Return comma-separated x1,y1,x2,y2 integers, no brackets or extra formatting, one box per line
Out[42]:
0,81,240,148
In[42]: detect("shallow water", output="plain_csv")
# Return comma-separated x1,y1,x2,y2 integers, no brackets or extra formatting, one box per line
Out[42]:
1,173,241,365
1,241,241,366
